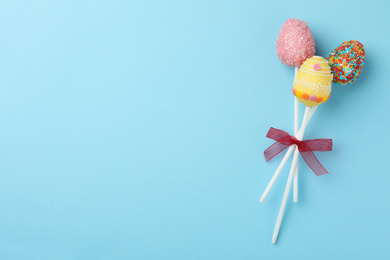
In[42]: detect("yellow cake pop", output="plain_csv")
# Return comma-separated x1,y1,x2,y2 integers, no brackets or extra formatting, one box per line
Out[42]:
292,56,332,107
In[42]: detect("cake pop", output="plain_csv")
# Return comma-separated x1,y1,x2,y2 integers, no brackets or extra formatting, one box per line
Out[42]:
276,18,315,67
293,56,332,107
327,40,365,85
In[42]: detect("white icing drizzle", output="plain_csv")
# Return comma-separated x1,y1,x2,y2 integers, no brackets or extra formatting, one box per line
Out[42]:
300,67,330,75
294,77,331,95
299,68,332,77
312,56,330,63
302,61,331,69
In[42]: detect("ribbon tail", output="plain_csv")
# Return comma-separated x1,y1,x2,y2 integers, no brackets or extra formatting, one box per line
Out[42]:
264,142,289,162
299,150,329,176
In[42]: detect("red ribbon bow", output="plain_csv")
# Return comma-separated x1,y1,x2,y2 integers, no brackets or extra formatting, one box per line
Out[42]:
264,127,332,176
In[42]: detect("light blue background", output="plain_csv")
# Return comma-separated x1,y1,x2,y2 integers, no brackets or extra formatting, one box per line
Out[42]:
0,0,388,259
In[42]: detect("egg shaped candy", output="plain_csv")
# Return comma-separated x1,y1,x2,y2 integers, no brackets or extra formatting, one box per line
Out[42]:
292,56,332,107
326,40,365,85
276,18,316,67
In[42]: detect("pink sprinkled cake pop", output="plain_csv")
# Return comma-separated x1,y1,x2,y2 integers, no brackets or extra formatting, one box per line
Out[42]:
276,18,316,67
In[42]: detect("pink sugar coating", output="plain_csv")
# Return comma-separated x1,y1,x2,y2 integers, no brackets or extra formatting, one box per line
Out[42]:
276,18,316,67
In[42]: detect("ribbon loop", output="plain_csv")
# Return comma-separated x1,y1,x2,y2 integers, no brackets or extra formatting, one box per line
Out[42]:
264,127,332,176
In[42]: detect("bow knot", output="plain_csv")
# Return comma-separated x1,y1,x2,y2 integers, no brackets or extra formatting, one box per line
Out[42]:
293,139,303,147
264,127,332,176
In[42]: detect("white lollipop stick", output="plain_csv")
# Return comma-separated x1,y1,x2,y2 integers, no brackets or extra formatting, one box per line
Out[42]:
289,105,318,178
259,106,310,203
293,66,299,202
272,145,299,244
307,105,317,122
260,146,294,203
272,105,317,244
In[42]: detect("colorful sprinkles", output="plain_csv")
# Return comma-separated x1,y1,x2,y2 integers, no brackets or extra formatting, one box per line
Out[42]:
326,40,365,85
